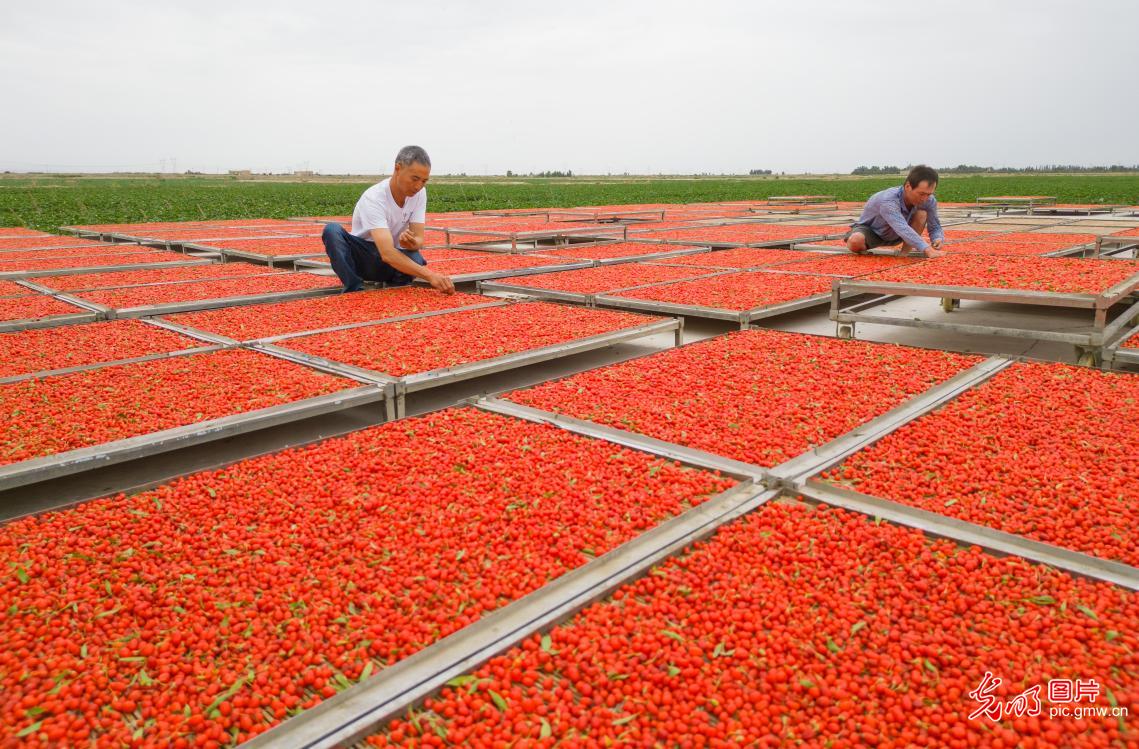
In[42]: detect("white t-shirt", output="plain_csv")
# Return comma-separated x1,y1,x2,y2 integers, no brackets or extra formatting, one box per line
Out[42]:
351,178,427,249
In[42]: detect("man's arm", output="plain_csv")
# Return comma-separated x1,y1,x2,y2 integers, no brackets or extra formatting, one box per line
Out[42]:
397,222,426,251
370,228,455,294
926,201,945,249
879,199,932,254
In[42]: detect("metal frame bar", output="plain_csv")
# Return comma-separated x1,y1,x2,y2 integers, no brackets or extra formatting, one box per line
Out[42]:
831,277,1139,348
594,293,744,323
293,257,332,270
237,482,778,749
1094,235,1139,259
215,247,325,268
399,318,681,396
478,266,729,308
592,245,714,266
247,301,511,346
476,281,593,306
765,356,1013,487
471,209,552,218
798,482,1139,591
765,195,836,204
109,232,307,251
546,209,666,223
473,397,766,480
0,385,390,492
250,343,400,387
0,309,101,333
58,226,99,238
977,196,1058,206
1101,318,1139,369
140,317,242,346
252,314,677,418
13,279,58,294
1028,206,1121,217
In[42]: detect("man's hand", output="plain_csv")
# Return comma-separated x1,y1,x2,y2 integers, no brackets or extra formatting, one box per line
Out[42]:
427,270,455,295
931,238,944,250
398,228,422,250
924,245,946,258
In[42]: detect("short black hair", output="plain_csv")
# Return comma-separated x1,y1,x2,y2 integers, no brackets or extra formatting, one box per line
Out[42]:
395,145,431,169
906,165,938,188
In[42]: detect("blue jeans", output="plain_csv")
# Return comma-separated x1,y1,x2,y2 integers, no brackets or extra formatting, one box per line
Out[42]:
321,223,427,292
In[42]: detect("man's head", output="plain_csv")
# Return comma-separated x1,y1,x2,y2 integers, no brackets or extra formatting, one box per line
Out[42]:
904,164,938,205
392,145,431,198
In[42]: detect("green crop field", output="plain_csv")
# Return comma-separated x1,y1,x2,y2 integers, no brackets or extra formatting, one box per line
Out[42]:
1,173,1137,230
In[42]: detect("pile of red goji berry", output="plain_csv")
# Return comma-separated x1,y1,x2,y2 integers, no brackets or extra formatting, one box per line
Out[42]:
605,270,833,310
428,254,584,277
0,407,734,746
0,237,108,251
0,246,160,261
768,252,925,276
0,227,55,238
656,247,813,269
0,349,351,466
0,294,88,324
864,255,1138,294
630,224,846,245
982,232,1099,245
621,219,718,231
943,241,1083,257
72,220,315,233
438,218,592,234
497,263,709,294
824,361,1139,565
118,229,300,242
280,303,655,378
71,274,342,309
367,502,1139,748
297,248,489,266
420,248,492,261
541,242,706,261
0,320,198,378
508,329,977,467
0,280,33,296
0,251,190,273
193,237,326,256
38,264,277,292
168,287,488,341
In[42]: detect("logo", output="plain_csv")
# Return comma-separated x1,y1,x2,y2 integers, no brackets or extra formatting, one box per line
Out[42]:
969,672,1128,724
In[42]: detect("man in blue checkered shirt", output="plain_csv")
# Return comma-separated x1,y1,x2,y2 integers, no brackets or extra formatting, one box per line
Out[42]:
845,165,946,258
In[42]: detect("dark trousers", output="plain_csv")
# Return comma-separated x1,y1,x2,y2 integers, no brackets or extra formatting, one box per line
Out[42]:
321,223,427,292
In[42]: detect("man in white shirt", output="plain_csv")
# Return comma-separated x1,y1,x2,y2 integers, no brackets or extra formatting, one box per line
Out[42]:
321,145,455,294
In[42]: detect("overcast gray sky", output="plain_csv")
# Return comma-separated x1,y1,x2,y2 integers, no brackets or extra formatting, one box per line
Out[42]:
2,0,1136,175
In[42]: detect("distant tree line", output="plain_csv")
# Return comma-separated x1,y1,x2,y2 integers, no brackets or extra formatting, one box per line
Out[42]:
749,169,773,175
851,165,903,175
939,164,1139,173
853,164,1139,175
505,170,574,177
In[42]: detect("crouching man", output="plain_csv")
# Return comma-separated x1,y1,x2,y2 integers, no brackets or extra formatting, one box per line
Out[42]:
845,165,945,258
322,145,455,294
